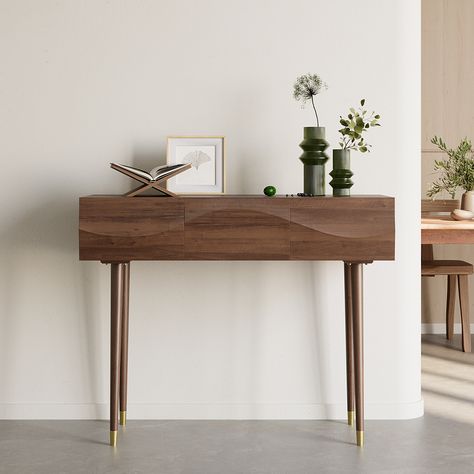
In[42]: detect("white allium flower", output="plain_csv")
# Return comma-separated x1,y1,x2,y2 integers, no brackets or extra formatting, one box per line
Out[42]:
293,73,327,126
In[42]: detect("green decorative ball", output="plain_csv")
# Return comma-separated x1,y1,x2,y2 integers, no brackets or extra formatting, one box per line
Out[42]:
264,185,276,197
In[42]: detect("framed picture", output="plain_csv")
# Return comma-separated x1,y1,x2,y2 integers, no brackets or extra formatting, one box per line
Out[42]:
166,136,225,194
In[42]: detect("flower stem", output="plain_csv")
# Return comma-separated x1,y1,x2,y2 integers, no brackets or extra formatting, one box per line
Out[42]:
311,95,320,127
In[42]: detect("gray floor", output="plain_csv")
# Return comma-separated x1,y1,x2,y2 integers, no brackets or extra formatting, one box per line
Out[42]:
1,335,474,474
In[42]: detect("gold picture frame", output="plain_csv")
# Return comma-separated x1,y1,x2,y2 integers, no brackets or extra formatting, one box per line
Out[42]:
166,136,226,194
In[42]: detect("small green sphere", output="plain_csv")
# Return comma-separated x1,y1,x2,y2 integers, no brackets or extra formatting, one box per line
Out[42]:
264,185,276,197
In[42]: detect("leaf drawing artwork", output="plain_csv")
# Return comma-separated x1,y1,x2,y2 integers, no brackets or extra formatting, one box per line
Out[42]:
175,145,216,185
182,150,211,170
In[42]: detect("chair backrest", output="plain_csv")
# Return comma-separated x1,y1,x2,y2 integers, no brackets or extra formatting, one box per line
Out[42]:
421,199,459,261
421,199,459,216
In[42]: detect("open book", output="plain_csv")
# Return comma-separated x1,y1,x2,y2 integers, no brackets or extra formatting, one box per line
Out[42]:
110,163,189,182
111,161,192,197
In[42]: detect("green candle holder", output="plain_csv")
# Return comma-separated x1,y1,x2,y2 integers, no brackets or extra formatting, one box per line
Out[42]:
329,149,354,196
298,127,329,196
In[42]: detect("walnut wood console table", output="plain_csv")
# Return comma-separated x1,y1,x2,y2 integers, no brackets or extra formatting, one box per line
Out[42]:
79,195,395,447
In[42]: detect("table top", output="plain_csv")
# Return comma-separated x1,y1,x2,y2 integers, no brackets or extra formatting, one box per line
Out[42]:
421,217,474,244
422,217,474,230
85,194,392,200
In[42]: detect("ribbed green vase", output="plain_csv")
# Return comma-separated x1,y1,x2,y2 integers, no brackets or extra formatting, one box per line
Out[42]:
329,149,354,196
298,127,329,195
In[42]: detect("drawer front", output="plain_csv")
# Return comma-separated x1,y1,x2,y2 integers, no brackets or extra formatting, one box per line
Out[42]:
290,198,395,261
183,198,290,260
79,197,184,261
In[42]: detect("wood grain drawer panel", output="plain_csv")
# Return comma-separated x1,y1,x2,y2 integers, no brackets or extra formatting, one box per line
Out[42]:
79,197,184,260
290,198,395,261
183,198,290,260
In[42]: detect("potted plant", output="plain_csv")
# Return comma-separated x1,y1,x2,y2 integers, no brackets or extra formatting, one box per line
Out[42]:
294,73,329,195
329,100,381,196
427,136,474,210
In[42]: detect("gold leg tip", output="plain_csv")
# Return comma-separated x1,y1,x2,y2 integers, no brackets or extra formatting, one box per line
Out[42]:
110,431,118,447
120,411,127,426
356,431,364,447
347,411,355,426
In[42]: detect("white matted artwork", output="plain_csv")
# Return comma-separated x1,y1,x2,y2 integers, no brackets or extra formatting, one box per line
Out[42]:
167,136,225,194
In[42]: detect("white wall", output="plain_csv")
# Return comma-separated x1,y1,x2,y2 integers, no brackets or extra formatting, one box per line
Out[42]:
0,0,422,419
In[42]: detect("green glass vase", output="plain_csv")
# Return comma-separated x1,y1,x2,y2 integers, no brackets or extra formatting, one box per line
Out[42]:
298,127,329,195
329,149,354,196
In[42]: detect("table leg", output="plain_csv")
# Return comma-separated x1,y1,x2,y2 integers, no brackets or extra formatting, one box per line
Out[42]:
351,263,364,447
446,275,456,341
110,263,124,446
458,274,471,353
120,262,130,426
344,263,355,426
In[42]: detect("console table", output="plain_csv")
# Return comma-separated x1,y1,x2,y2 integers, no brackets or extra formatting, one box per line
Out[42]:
79,195,395,447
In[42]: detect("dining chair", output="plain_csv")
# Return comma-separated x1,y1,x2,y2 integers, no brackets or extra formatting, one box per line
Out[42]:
421,199,472,352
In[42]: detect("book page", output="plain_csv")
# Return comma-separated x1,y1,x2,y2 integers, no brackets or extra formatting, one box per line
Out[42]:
149,164,188,181
112,163,152,181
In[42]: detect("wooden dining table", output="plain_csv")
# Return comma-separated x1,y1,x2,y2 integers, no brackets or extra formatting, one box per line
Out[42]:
421,203,474,353
421,217,474,244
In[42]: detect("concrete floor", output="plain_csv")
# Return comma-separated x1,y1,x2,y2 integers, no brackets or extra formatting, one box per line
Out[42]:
1,335,473,474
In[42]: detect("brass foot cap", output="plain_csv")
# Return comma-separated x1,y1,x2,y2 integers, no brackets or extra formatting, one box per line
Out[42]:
356,430,364,447
110,431,118,447
120,411,127,426
347,411,355,426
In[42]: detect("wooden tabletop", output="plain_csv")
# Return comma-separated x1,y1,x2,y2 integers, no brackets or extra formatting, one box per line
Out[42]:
422,217,474,244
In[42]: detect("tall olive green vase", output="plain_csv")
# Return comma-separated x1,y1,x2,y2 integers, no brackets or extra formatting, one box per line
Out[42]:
298,126,329,195
329,149,354,196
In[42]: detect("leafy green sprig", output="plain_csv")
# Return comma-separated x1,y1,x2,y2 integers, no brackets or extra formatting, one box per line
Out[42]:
427,136,474,198
338,99,381,152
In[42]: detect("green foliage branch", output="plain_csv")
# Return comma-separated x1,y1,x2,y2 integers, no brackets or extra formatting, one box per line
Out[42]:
338,99,381,153
427,136,474,198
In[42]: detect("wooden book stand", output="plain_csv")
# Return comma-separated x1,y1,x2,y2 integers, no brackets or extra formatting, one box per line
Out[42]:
110,163,192,197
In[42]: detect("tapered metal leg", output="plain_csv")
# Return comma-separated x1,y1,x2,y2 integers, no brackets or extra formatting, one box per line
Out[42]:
110,263,124,446
344,263,355,426
351,263,364,447
120,262,130,426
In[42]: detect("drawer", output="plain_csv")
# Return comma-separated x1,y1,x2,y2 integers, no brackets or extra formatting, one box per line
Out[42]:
290,197,395,261
79,197,184,261
183,198,290,260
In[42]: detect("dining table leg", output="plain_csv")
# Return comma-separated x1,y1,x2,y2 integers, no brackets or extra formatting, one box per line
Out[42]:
458,274,471,353
343,262,355,426
446,275,456,341
110,263,124,446
351,262,364,447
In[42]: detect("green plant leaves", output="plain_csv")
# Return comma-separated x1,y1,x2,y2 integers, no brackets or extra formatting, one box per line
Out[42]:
427,136,474,198
337,99,381,153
